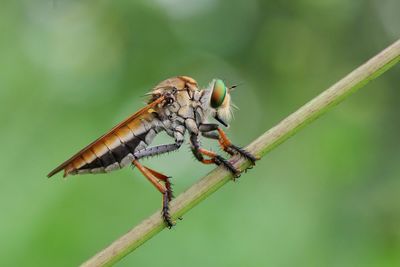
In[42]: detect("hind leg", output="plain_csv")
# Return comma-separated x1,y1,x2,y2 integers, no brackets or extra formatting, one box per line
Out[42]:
132,160,174,228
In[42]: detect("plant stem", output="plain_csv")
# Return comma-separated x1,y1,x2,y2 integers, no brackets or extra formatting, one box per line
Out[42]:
81,39,400,267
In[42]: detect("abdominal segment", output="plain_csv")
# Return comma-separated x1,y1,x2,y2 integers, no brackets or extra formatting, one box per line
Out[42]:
64,120,158,177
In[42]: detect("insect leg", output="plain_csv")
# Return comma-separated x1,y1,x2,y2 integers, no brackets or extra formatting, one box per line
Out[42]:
198,123,219,133
133,130,185,160
200,124,258,165
132,160,174,228
134,143,182,160
199,123,221,141
190,134,241,179
201,131,219,140
143,165,174,199
217,128,258,164
131,129,184,227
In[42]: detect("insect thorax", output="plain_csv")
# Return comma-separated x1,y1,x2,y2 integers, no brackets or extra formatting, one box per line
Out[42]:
154,89,208,137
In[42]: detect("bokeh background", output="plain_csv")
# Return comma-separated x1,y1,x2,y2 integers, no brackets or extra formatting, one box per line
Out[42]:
1,0,399,266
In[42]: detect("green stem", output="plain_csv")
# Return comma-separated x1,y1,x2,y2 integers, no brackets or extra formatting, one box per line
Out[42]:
81,39,400,267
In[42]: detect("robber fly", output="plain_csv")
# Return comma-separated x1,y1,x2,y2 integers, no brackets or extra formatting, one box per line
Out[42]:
48,76,258,227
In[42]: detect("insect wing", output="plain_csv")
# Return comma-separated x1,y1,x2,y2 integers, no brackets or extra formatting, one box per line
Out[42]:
47,96,165,177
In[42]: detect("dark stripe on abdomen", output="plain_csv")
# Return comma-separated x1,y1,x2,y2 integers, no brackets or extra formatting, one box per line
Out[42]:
135,132,148,144
78,131,150,172
99,151,116,167
80,157,103,170
125,137,141,152
112,144,131,162
125,131,148,152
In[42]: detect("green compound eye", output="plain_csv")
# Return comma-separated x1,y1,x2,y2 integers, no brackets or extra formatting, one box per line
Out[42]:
210,79,227,108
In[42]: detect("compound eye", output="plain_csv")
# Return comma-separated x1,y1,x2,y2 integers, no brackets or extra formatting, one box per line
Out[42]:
210,79,226,108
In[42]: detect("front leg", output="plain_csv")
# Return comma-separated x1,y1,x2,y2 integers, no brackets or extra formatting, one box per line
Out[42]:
217,128,258,164
200,124,259,165
190,134,241,179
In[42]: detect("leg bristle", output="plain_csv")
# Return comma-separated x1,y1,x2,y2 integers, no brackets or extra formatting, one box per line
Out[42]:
214,155,241,180
162,191,174,228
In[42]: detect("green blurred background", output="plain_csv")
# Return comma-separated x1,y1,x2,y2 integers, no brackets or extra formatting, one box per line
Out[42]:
1,0,399,266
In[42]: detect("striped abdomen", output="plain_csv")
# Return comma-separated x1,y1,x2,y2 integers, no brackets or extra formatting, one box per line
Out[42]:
48,111,159,177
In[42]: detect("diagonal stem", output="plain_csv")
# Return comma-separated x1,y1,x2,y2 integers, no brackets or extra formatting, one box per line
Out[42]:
81,39,400,267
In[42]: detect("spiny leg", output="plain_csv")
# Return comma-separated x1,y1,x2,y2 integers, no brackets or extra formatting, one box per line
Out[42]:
190,134,241,179
131,129,184,226
133,138,184,160
200,124,258,165
144,166,174,224
132,126,185,160
132,160,174,228
143,165,173,200
149,166,182,220
216,128,258,164
143,166,184,222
